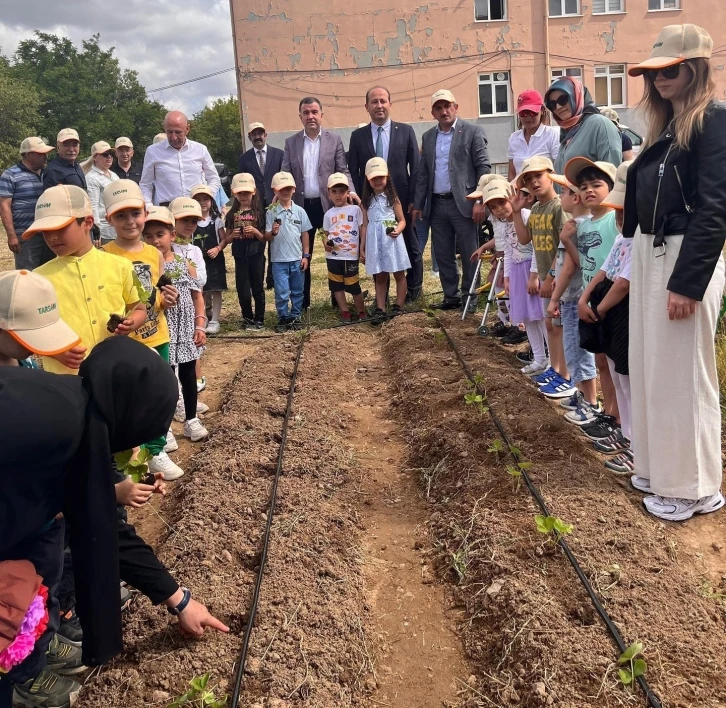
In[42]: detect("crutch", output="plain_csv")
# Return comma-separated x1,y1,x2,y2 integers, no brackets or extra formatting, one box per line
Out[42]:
476,256,508,336
462,252,488,320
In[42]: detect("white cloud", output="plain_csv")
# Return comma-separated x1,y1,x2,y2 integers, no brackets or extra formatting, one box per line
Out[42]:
0,0,236,115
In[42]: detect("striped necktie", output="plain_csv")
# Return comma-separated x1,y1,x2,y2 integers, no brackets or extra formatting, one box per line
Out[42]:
258,150,266,174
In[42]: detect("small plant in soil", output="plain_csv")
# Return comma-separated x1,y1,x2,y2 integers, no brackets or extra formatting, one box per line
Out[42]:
534,514,573,540
508,444,522,458
157,273,173,289
487,439,506,457
433,330,446,344
168,673,228,707
106,313,125,333
383,219,397,235
423,308,436,318
464,391,489,416
506,461,531,491
616,641,647,690
114,448,153,484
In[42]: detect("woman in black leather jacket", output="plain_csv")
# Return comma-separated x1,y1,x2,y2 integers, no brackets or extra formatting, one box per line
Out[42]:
624,24,726,522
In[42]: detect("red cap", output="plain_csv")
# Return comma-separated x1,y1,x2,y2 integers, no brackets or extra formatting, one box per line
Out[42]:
517,90,544,114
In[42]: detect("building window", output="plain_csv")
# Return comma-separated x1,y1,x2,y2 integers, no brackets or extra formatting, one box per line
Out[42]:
549,0,580,16
648,0,679,8
493,163,509,176
475,0,507,20
551,67,583,83
595,65,626,107
592,0,624,13
478,72,511,116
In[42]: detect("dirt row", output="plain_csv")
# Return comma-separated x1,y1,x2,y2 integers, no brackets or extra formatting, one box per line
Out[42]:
383,314,726,707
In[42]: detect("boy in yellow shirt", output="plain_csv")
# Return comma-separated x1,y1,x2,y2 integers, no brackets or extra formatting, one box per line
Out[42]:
27,185,146,374
101,180,184,480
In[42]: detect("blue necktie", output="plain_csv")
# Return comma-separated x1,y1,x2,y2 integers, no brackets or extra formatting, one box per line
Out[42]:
376,126,384,158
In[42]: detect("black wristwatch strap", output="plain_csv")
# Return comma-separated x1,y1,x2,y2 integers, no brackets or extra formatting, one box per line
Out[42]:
167,587,191,616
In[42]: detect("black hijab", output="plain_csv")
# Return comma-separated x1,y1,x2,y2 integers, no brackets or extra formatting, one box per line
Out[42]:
67,336,178,665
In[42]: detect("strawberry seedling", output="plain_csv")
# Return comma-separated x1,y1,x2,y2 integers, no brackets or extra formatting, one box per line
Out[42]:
506,462,531,491
534,514,573,540
114,448,152,484
168,673,228,707
487,439,505,456
616,642,647,690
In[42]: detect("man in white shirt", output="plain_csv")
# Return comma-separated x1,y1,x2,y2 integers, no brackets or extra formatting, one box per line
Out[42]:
139,111,221,207
282,97,356,309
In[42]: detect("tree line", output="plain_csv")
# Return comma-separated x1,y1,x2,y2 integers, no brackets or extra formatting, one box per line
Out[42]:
0,32,242,172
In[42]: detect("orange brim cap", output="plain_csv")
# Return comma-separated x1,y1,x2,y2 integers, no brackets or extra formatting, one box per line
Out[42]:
8,320,81,357
22,216,76,240
548,173,577,191
628,56,684,77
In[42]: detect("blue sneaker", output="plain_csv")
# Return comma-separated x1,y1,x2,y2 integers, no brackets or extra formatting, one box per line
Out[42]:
533,368,558,386
559,391,582,411
540,377,576,399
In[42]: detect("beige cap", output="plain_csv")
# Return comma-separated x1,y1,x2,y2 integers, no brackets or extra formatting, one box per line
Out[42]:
102,179,145,217
480,180,515,205
169,197,202,220
0,270,81,356
231,173,257,194
23,185,93,239
564,158,618,189
599,107,620,124
153,133,167,144
629,24,712,76
327,172,349,189
20,137,54,155
146,205,175,227
57,128,80,143
190,184,216,200
548,173,578,192
365,157,388,179
467,173,509,199
91,141,115,156
601,160,633,209
271,172,296,191
431,89,456,106
515,155,555,189
247,122,265,133
115,137,133,149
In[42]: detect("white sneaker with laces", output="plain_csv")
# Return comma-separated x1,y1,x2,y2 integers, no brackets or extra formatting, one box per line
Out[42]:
164,429,178,453
521,361,549,377
197,376,206,393
197,401,209,415
642,492,725,522
149,451,184,481
630,475,652,493
183,417,209,442
206,321,220,334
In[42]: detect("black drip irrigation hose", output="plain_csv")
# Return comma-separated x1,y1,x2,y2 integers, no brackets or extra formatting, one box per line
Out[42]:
229,334,307,707
434,317,664,708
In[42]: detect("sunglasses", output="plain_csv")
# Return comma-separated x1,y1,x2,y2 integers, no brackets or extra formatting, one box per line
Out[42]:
519,110,539,118
100,152,114,158
545,94,570,112
645,63,684,81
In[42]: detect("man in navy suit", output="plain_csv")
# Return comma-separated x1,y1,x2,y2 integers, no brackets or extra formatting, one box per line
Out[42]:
238,122,284,288
348,87,422,301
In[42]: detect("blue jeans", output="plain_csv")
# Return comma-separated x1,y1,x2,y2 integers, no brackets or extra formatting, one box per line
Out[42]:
560,300,597,384
271,261,304,319
14,233,55,270
415,216,438,271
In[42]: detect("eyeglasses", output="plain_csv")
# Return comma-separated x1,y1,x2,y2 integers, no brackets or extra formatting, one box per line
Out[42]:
545,94,569,112
519,110,538,118
645,63,683,81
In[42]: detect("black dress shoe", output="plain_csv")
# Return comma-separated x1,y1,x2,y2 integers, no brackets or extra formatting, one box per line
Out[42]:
431,300,462,311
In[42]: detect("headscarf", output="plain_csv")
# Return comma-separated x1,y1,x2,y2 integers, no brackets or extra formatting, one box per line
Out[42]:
66,336,178,665
545,77,586,130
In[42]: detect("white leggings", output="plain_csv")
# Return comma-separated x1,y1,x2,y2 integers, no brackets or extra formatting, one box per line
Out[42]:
607,357,631,444
524,319,548,365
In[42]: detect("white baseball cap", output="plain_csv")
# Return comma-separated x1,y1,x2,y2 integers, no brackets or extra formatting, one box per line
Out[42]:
23,185,93,239
57,128,80,143
327,172,349,189
467,174,509,200
365,157,388,179
115,137,133,149
248,122,265,133
231,173,257,193
271,172,296,191
103,180,145,217
169,197,202,220
146,205,175,227
20,137,54,155
431,89,456,106
190,184,216,200
0,270,81,355
90,141,115,156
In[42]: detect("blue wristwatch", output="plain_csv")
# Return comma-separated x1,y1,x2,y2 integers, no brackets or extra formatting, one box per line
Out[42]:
303,253,311,259
167,587,191,616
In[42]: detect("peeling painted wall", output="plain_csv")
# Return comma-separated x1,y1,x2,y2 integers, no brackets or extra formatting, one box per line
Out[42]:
231,0,726,161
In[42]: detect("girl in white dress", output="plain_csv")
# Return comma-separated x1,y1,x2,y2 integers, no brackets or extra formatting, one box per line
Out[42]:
360,158,410,320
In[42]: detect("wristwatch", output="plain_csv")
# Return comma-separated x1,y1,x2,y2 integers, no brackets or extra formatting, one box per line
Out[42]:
167,587,191,616
303,253,311,259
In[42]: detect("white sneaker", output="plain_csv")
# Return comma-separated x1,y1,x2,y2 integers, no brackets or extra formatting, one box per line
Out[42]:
206,321,220,334
630,475,651,494
183,417,209,442
521,361,549,377
149,451,184,481
164,429,178,453
642,492,725,522
174,400,185,423
197,401,209,415
197,376,206,393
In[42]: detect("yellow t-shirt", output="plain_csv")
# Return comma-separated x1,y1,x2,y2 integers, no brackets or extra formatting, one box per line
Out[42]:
36,248,140,375
102,241,170,349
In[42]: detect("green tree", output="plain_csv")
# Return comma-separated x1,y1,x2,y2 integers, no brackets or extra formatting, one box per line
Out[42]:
10,33,165,159
0,61,42,169
191,96,242,172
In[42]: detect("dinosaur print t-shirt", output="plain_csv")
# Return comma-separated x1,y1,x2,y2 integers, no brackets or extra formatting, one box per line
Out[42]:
576,210,619,286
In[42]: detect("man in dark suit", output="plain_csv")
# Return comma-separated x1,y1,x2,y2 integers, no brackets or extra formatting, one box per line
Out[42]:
413,89,491,310
348,87,422,301
282,97,357,310
238,122,284,289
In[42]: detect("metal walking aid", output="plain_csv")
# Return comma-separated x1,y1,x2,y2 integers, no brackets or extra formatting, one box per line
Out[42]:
476,255,508,336
462,252,488,321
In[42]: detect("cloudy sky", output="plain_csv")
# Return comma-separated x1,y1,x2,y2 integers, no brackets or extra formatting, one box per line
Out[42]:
0,0,237,116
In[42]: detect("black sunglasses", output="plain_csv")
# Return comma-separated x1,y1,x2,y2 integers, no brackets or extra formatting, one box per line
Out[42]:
545,94,570,112
646,63,685,81
100,152,114,158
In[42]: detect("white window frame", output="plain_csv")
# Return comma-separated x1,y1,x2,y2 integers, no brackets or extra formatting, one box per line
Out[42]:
549,0,581,17
551,66,583,83
493,163,509,176
474,0,507,21
478,71,512,117
647,0,680,9
592,0,625,14
594,64,626,108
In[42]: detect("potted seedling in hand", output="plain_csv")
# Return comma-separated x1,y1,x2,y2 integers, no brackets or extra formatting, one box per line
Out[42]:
114,449,166,507
383,219,398,236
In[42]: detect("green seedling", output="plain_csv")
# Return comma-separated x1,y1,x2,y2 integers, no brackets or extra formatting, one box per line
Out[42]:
433,330,446,344
463,391,489,416
487,439,505,455
700,580,726,606
114,448,152,484
423,307,436,318
534,514,573,540
506,461,532,491
466,373,486,391
168,673,228,708
616,642,647,690
508,444,522,458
